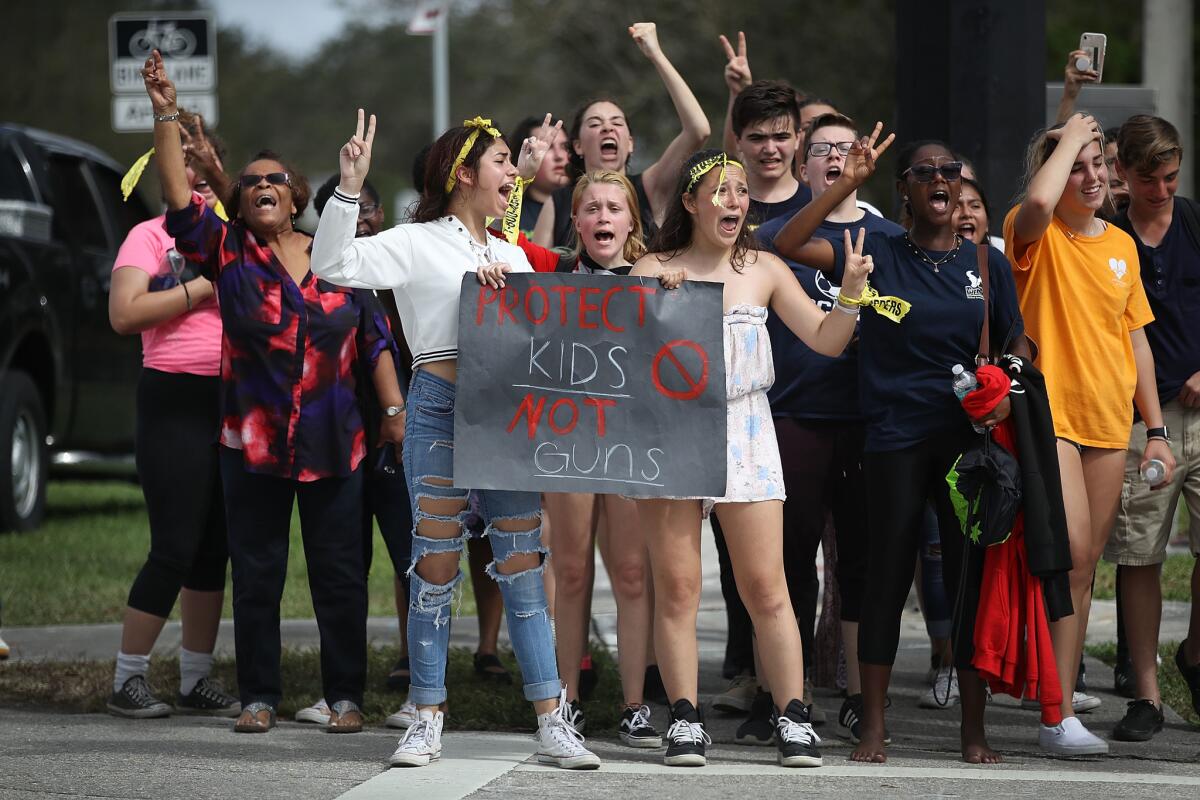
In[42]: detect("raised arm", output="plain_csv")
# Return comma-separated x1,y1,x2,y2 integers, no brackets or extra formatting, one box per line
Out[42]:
632,22,713,220
142,50,190,211
312,109,417,289
531,195,557,247
1054,49,1100,124
1011,113,1101,248
180,115,231,208
773,122,894,270
768,229,872,357
719,32,752,156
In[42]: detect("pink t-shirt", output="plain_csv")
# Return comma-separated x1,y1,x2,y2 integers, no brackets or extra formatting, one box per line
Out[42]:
112,215,222,375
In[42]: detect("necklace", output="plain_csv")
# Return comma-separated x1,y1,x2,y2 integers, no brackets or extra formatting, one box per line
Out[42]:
1063,218,1106,240
904,232,962,272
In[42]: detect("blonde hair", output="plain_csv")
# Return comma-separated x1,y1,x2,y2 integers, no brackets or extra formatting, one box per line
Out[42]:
570,170,646,264
1017,113,1114,214
1117,114,1183,176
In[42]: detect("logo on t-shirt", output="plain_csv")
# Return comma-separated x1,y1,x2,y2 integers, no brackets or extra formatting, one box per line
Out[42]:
964,270,984,300
814,271,841,311
1108,257,1128,284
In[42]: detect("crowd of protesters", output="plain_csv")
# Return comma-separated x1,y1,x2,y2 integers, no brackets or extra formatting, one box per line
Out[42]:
99,23,1200,772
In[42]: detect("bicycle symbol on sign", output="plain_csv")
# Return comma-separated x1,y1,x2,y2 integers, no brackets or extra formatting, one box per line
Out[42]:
128,21,197,59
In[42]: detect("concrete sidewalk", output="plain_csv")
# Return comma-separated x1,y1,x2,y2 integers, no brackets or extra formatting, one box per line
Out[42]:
2,523,1197,799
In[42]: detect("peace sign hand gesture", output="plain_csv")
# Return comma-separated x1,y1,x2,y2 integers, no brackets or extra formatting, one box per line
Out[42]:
840,227,874,301
842,122,896,188
719,31,752,94
516,112,564,182
140,50,177,114
339,108,377,195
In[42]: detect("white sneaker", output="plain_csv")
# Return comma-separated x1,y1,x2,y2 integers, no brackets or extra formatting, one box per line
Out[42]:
1039,715,1109,756
1021,690,1101,714
389,709,444,767
0,632,9,660
386,698,419,729
535,690,601,769
919,667,960,709
295,698,331,724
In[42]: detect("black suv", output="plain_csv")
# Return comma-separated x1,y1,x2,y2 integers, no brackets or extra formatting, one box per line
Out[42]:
0,124,147,531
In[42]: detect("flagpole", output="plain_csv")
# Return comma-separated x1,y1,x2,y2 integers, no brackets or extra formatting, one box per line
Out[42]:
432,11,449,140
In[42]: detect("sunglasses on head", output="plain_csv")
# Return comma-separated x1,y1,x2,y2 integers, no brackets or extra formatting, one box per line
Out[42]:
806,141,855,158
238,172,291,188
902,162,963,183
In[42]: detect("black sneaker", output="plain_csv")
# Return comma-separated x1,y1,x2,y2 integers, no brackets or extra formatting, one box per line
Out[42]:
837,693,863,743
177,677,241,717
565,699,586,734
734,689,775,745
664,699,709,767
644,664,668,705
773,699,823,767
1113,656,1135,699
619,704,662,748
1176,639,1200,717
1112,699,1164,742
107,675,171,719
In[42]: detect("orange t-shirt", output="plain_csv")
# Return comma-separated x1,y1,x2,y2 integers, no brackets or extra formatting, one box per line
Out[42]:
1003,207,1154,448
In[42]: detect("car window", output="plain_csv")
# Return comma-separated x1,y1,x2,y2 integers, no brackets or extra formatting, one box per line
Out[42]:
0,141,35,201
90,164,151,241
45,154,107,249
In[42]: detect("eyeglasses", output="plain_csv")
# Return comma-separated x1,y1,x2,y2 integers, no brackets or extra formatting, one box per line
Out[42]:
357,203,380,218
806,141,855,158
902,162,964,183
238,172,291,188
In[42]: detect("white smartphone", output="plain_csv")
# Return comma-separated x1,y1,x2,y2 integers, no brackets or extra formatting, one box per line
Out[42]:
1079,32,1107,83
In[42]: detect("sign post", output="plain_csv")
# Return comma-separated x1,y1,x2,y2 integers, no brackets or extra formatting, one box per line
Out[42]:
454,274,727,497
109,11,217,132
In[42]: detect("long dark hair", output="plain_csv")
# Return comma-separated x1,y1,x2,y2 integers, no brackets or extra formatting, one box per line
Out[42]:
412,124,501,223
647,149,756,272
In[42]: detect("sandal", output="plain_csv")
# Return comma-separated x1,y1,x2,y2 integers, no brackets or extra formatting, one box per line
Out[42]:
326,700,363,733
386,655,410,691
473,652,513,685
234,701,276,733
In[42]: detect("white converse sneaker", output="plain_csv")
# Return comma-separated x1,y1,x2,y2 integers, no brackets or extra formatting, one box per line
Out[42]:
536,691,601,769
1038,715,1109,756
386,697,419,729
295,698,331,724
1021,690,1102,713
919,667,960,709
389,709,443,767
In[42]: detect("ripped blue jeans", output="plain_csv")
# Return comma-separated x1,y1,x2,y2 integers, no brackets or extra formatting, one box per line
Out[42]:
403,368,560,706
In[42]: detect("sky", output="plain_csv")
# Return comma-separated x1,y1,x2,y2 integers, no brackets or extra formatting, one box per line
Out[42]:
205,0,406,61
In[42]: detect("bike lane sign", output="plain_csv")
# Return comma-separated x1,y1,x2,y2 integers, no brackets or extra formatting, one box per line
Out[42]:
109,12,216,94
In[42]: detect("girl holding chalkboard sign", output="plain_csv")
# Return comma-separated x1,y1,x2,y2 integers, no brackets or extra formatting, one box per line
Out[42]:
630,146,875,768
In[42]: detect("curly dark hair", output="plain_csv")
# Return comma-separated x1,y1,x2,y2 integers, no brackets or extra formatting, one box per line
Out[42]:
411,124,502,223
567,96,632,180
647,149,757,272
225,149,310,223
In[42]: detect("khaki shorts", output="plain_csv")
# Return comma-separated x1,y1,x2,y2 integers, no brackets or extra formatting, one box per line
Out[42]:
1106,398,1200,566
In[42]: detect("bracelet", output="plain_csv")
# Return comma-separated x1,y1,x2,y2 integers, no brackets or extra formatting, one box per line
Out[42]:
834,301,860,316
182,280,192,311
153,111,180,123
837,292,866,308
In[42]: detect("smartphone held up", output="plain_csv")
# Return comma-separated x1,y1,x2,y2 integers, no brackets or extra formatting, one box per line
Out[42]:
1077,32,1107,83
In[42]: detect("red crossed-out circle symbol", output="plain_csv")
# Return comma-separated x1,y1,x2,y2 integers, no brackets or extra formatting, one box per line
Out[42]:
651,339,710,401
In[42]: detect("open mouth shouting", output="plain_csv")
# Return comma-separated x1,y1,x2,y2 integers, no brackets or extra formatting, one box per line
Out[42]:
499,181,515,205
956,219,977,239
824,166,842,187
929,188,951,214
253,193,278,210
599,137,620,160
592,228,616,244
718,212,742,236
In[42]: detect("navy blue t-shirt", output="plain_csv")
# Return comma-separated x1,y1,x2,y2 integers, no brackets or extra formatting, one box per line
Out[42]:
830,234,1024,452
749,183,811,230
759,211,905,420
1131,202,1200,405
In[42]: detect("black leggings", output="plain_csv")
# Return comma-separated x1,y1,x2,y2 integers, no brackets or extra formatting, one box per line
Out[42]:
858,429,984,669
127,369,227,618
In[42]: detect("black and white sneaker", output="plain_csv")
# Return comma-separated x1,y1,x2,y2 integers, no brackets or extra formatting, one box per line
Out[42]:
619,704,662,748
837,693,863,743
177,677,241,717
734,689,775,745
664,699,710,767
564,698,586,733
773,699,823,767
107,675,171,719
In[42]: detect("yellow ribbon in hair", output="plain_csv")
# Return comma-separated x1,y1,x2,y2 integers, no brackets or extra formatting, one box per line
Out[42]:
445,117,502,194
686,153,744,206
120,146,229,221
838,280,911,323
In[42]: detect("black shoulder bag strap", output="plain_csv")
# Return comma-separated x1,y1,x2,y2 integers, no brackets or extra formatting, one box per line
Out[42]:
976,240,991,366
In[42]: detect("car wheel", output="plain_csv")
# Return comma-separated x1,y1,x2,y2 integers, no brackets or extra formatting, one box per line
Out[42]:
0,371,48,532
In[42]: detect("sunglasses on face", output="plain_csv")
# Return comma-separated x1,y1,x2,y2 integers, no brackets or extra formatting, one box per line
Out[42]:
357,203,380,219
238,172,291,188
806,141,855,158
903,162,964,183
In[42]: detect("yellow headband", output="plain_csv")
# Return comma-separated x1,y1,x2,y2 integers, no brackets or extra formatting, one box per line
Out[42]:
120,146,228,221
445,116,502,194
686,153,744,206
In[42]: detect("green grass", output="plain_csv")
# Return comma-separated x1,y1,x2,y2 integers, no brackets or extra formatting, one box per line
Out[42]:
1086,641,1199,726
1093,554,1196,602
0,645,625,731
0,481,474,626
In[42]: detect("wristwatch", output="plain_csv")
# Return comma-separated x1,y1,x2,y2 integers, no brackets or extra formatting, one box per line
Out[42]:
1146,425,1171,443
384,405,406,418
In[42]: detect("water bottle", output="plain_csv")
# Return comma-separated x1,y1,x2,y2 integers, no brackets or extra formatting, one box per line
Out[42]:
1141,458,1166,485
952,364,985,433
